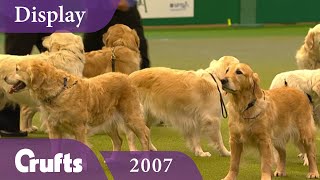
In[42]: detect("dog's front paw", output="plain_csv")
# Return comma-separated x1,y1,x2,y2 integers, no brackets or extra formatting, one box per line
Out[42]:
303,158,309,166
31,126,38,132
298,153,309,166
222,172,236,180
149,144,157,151
221,176,234,180
196,151,211,157
274,170,286,177
25,126,38,133
307,172,319,179
261,173,272,180
221,150,231,157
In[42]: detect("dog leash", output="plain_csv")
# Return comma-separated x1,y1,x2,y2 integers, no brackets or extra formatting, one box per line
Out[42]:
111,47,116,72
209,73,228,118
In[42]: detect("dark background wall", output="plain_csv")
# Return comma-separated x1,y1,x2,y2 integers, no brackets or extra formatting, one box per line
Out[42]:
142,0,240,26
256,0,320,24
142,0,320,26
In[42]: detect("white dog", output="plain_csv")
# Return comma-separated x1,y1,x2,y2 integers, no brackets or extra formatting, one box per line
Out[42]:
270,69,320,120
296,24,320,69
127,56,239,157
0,32,85,132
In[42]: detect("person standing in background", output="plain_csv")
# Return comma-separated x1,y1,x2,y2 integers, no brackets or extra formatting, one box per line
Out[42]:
0,33,50,137
83,0,150,69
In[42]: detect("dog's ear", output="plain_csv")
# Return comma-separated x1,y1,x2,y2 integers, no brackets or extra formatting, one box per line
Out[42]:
209,59,218,68
132,29,140,48
42,35,52,49
305,29,315,50
102,31,110,46
75,35,84,52
251,73,263,99
28,63,46,89
42,34,62,51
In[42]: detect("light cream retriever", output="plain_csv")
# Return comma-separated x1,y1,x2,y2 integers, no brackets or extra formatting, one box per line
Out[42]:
0,32,85,132
296,24,320,69
221,63,319,180
270,69,320,124
83,24,140,77
127,56,239,157
7,59,150,151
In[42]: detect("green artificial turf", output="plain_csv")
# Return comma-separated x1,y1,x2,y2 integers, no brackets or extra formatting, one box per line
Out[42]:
1,24,320,179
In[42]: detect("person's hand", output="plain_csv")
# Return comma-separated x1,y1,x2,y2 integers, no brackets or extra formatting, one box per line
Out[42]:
117,0,129,11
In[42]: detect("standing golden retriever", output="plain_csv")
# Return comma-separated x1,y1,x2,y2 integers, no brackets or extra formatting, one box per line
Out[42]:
7,60,150,151
221,63,319,180
296,24,320,69
270,69,320,125
270,69,320,166
0,32,85,132
127,56,239,157
83,24,141,77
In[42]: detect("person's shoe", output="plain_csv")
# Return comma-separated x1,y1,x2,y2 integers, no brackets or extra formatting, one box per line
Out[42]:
0,130,28,137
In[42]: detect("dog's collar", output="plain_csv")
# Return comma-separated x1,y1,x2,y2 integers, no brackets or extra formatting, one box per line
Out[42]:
243,90,266,111
242,112,262,120
244,99,256,112
43,77,78,104
241,90,265,120
242,99,259,120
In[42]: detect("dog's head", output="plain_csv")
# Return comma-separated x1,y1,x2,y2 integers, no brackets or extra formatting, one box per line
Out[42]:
102,24,140,52
221,63,263,98
6,60,51,93
303,24,320,52
207,56,240,80
42,32,84,52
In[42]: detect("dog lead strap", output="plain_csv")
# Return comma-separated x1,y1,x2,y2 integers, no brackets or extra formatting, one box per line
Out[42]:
209,73,228,118
111,47,116,72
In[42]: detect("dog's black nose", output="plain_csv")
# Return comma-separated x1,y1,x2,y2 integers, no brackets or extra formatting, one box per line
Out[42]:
3,76,7,81
221,78,228,85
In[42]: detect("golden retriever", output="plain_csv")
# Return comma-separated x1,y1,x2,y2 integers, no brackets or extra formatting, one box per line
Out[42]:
270,69,320,166
0,32,85,132
127,56,239,157
221,63,319,180
83,24,140,77
7,59,150,151
296,24,320,69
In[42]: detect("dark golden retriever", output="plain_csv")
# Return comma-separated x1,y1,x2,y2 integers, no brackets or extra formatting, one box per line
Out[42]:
7,59,150,151
221,63,319,180
83,24,140,77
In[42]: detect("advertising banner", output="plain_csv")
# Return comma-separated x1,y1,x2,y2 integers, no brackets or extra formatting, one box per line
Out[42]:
137,0,194,19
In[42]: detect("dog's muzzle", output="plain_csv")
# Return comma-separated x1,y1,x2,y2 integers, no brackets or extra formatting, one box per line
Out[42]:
4,75,27,94
8,80,26,94
221,78,236,93
221,78,228,85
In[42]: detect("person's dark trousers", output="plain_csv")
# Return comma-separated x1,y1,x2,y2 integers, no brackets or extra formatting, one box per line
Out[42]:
83,5,150,69
0,33,49,136
5,33,50,55
0,105,20,132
